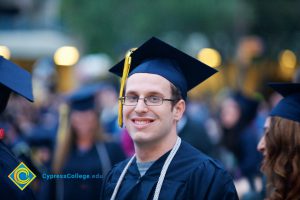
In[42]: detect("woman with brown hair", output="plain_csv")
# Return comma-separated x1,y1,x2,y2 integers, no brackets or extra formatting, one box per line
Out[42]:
52,84,125,200
257,83,300,200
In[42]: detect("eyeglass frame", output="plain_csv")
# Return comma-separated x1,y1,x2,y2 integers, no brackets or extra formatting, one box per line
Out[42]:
119,96,177,106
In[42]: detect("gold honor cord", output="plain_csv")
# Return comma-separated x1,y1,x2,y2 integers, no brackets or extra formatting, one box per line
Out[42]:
118,48,137,127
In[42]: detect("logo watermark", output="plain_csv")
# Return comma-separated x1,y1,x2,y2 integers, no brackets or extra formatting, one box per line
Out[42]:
42,173,104,181
8,162,36,191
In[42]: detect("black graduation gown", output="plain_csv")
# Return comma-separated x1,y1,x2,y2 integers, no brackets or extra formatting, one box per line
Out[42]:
56,142,126,200
102,140,238,200
60,145,102,200
0,142,35,200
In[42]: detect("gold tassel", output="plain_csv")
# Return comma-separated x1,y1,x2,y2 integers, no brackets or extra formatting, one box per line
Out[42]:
118,48,136,127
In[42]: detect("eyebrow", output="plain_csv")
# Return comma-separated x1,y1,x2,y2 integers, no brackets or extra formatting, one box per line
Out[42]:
125,90,165,97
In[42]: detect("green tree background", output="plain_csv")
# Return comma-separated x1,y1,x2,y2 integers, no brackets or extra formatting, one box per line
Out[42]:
59,0,300,95
61,0,242,55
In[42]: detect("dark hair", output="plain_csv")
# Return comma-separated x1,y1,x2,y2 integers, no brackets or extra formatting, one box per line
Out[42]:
170,83,182,108
262,116,300,200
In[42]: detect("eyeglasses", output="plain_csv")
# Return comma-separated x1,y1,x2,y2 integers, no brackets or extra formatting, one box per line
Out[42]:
119,96,176,106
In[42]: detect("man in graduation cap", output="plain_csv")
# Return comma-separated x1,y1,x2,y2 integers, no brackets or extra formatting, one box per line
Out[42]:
257,83,300,200
101,37,238,200
0,56,35,199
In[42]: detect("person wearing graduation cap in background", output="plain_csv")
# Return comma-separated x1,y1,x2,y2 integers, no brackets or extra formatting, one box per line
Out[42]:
0,56,35,199
101,37,238,200
219,91,262,193
51,84,126,200
257,83,300,200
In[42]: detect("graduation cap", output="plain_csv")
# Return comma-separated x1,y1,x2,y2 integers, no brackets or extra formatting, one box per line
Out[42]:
269,82,300,123
68,83,104,111
0,56,34,113
27,134,54,149
109,37,218,127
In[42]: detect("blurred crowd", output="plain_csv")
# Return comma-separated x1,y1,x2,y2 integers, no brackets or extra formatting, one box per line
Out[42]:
1,59,299,200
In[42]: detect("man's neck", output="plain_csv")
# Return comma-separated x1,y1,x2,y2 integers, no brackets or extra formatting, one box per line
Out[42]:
134,133,178,163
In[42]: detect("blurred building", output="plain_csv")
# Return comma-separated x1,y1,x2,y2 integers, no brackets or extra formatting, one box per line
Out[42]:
0,0,80,92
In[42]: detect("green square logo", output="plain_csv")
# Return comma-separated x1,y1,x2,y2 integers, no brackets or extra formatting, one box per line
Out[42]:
8,162,36,190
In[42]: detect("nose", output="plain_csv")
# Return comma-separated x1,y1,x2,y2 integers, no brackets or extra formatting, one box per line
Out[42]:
134,98,148,113
257,135,266,153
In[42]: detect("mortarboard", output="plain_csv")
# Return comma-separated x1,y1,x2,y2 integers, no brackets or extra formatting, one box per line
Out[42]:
68,83,104,111
0,56,34,113
109,37,217,127
269,82,300,123
27,134,54,149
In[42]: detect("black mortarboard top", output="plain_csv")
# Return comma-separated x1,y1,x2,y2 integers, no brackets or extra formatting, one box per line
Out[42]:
269,82,300,123
68,83,104,111
0,56,34,112
109,37,218,127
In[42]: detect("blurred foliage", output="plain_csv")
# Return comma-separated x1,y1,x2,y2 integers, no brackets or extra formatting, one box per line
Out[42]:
60,0,300,59
60,0,240,56
248,0,300,58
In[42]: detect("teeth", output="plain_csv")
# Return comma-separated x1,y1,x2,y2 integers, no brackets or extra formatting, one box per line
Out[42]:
134,120,151,125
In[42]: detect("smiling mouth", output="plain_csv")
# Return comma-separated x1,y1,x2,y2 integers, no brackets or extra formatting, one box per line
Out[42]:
132,119,154,124
131,119,155,128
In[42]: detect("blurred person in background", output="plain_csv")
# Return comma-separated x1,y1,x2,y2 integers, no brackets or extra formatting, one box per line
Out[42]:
219,91,262,195
257,83,300,200
96,83,121,140
51,84,125,200
177,112,216,157
0,56,35,199
74,53,122,140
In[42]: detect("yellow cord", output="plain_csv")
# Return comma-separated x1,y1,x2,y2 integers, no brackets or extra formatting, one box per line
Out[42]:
118,48,136,127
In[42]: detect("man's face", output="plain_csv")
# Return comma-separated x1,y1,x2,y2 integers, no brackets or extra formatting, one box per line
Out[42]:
123,73,181,145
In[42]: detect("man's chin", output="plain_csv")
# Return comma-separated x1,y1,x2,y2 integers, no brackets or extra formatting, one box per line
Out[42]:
131,134,157,146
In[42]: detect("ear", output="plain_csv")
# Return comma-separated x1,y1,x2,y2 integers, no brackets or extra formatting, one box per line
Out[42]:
173,99,185,121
